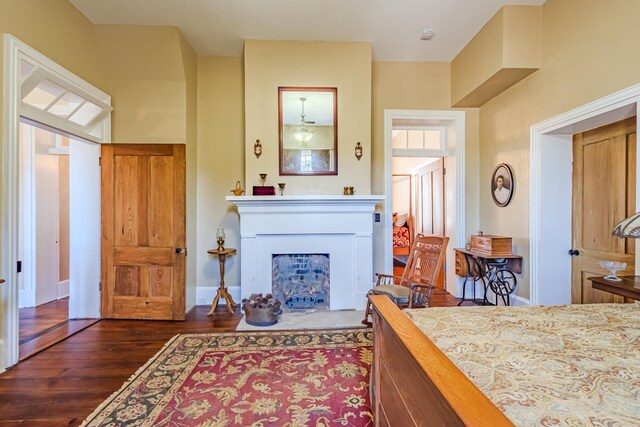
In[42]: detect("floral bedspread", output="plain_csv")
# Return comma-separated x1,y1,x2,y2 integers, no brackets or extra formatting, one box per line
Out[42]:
404,304,640,426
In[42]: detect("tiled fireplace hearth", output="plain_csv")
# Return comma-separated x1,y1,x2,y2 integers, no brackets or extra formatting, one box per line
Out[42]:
227,195,384,310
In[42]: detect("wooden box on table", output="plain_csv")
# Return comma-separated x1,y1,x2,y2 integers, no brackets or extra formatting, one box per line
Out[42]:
470,234,512,256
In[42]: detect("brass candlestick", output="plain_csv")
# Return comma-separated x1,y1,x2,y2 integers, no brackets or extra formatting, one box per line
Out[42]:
259,173,267,186
278,183,286,195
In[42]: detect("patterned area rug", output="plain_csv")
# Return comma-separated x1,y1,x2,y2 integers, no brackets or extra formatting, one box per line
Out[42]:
83,329,373,426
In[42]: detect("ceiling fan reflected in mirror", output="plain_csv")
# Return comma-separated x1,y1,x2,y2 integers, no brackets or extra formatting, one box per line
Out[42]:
293,97,314,143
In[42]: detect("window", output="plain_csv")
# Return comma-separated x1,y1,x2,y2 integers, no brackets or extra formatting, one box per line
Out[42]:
392,128,444,150
19,57,111,143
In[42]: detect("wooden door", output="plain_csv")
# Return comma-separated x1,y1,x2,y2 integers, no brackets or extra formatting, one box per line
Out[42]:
572,118,636,304
101,144,186,320
418,158,445,288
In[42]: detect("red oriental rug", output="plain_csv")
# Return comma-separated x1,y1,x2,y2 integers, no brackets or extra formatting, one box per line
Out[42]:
83,329,373,426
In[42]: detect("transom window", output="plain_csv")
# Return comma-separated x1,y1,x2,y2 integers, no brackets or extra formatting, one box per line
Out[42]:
19,57,111,143
392,128,444,150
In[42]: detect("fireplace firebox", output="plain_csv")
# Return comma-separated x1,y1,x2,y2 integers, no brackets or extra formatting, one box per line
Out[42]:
272,254,330,309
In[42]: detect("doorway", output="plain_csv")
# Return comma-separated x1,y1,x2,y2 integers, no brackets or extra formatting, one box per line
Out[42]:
3,34,111,369
17,121,101,360
391,157,446,289
383,109,465,297
530,84,640,306
571,117,636,304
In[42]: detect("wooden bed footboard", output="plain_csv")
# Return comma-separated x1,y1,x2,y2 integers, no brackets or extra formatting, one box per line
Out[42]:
370,295,513,426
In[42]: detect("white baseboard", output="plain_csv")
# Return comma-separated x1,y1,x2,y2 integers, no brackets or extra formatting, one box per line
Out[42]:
510,294,530,306
18,289,34,308
196,285,241,306
0,339,5,373
355,291,368,310
57,280,69,299
453,278,530,306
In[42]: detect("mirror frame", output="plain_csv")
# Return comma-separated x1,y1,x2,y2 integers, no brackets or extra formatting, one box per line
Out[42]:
278,86,338,176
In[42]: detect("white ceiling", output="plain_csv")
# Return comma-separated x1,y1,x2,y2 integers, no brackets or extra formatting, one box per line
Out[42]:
69,0,545,62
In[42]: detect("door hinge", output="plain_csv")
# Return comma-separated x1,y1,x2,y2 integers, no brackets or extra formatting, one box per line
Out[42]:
98,156,102,166
17,260,22,273
99,281,102,291
443,167,446,175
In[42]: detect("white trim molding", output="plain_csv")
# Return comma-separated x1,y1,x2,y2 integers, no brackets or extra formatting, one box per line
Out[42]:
2,34,111,369
383,109,466,296
530,84,640,306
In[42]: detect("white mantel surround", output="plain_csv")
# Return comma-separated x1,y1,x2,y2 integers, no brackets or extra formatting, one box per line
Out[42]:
227,195,384,310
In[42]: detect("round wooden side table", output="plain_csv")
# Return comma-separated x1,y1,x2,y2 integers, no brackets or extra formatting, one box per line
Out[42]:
207,248,237,315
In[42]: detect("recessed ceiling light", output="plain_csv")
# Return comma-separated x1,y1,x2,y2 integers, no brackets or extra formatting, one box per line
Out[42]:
421,29,435,41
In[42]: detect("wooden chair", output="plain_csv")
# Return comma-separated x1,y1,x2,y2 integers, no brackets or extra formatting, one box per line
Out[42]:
362,234,449,326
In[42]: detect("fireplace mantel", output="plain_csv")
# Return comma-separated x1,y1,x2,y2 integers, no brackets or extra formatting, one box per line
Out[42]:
227,195,385,207
227,195,384,310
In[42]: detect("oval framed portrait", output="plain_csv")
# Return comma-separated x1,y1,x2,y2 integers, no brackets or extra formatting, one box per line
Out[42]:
491,163,514,207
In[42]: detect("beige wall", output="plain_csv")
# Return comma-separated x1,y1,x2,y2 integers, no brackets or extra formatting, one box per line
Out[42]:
244,40,372,194
479,0,640,300
451,6,541,107
96,25,187,143
371,61,480,274
196,57,244,297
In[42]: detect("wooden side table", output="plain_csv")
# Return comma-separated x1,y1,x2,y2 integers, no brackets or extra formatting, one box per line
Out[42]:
588,275,640,301
207,248,238,315
454,248,523,306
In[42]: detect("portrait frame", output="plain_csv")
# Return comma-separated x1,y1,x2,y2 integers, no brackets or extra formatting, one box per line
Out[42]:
491,163,514,207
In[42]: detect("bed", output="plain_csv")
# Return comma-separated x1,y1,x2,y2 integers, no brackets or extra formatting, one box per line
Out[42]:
370,295,640,426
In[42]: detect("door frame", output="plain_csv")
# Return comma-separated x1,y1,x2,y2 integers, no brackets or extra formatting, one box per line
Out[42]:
384,109,466,297
2,35,111,370
530,84,640,306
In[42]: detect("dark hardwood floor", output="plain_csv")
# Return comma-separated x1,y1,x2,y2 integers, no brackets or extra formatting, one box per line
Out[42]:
19,298,100,362
19,298,69,342
0,291,468,426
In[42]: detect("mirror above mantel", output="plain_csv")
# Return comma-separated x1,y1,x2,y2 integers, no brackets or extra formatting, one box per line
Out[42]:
278,87,338,175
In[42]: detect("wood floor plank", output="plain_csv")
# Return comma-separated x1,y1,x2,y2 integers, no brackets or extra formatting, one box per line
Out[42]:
0,294,467,424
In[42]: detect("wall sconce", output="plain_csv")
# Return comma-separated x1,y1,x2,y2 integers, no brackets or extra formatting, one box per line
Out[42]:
254,139,262,158
355,142,363,161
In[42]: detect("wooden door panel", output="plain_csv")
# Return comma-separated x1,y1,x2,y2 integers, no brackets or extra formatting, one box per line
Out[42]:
150,266,173,297
149,156,174,247
114,156,140,247
102,144,185,320
581,138,625,252
114,266,141,296
572,118,636,304
111,295,174,319
113,247,174,266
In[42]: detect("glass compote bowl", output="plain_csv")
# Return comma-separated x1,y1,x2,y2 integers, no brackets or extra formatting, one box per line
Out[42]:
599,260,626,282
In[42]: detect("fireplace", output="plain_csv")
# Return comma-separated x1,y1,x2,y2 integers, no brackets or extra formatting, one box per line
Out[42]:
273,254,330,309
227,195,384,310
